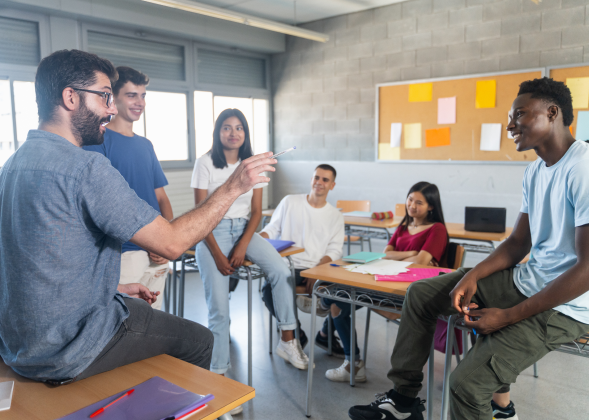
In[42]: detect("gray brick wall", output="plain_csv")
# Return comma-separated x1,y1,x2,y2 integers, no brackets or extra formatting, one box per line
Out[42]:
271,0,589,162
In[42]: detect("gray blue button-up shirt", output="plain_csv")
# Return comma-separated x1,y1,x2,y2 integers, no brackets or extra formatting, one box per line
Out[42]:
0,130,159,380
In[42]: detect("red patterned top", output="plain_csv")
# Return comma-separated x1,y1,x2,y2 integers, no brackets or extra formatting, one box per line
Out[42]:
387,222,448,264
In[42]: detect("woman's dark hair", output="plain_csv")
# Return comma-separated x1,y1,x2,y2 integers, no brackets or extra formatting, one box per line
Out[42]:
209,108,253,169
518,77,574,126
400,182,446,228
113,66,149,95
35,49,118,123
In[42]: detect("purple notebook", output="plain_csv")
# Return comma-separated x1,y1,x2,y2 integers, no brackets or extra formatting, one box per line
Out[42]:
265,238,295,252
58,376,214,420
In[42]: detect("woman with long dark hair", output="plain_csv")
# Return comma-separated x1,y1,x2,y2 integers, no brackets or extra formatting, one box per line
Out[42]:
323,181,449,383
191,109,308,411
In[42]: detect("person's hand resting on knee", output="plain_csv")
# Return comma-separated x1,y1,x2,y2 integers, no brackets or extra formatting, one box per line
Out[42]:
118,283,160,305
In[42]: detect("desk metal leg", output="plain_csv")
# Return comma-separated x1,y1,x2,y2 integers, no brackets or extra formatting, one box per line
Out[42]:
172,260,178,316
305,286,319,417
180,255,186,318
247,267,253,387
287,256,299,342
363,308,371,364
269,311,273,354
327,313,333,355
462,330,468,356
350,289,356,387
441,316,457,420
426,340,434,420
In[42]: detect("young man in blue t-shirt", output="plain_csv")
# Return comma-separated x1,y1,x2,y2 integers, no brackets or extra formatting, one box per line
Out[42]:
84,67,172,310
348,78,588,420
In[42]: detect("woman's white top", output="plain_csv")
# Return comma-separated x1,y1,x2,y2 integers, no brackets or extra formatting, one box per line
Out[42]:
191,152,266,220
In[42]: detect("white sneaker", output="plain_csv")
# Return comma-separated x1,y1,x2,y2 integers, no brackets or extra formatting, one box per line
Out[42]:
296,296,329,317
229,405,243,415
325,359,366,382
276,339,310,370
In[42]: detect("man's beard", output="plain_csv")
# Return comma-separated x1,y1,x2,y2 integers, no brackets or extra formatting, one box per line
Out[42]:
71,96,110,147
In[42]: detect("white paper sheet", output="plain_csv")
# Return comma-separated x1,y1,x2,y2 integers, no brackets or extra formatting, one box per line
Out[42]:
0,381,14,411
390,122,402,147
349,259,412,275
480,123,502,151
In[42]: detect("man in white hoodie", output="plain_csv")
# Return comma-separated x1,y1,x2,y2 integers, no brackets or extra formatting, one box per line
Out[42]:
260,164,345,354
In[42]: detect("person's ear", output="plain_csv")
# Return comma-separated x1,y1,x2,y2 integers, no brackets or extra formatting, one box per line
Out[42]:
547,105,559,123
62,87,78,112
330,181,336,191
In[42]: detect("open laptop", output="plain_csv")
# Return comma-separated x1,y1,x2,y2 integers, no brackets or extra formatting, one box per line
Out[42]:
464,207,506,233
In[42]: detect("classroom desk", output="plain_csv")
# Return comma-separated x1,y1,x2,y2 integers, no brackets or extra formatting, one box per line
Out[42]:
301,261,439,419
261,209,274,227
446,223,513,252
0,354,254,420
343,216,402,252
170,246,305,388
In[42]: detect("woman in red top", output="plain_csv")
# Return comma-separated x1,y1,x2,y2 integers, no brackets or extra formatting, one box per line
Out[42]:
323,182,449,383
385,181,448,266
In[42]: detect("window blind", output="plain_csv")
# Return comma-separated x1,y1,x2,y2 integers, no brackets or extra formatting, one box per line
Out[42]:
197,49,266,89
0,16,40,66
87,31,185,81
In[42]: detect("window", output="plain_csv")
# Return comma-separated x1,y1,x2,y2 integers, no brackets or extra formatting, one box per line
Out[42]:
198,49,266,89
0,16,40,67
143,91,188,161
194,93,269,159
0,79,38,167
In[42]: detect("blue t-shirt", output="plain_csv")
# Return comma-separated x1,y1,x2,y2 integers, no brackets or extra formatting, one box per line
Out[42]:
513,140,589,324
84,128,168,253
0,130,160,380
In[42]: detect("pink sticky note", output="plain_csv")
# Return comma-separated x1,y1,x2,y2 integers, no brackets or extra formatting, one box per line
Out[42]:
438,97,456,124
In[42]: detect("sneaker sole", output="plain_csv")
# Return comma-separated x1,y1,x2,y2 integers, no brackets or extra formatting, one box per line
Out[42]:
275,347,308,370
325,373,367,382
493,415,518,420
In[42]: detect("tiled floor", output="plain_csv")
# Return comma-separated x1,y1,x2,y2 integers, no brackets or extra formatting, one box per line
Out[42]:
171,242,589,420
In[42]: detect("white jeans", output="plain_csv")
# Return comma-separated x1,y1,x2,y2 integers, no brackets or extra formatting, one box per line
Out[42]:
119,250,169,310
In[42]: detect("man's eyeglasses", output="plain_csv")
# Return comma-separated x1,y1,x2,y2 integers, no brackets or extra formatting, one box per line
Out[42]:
69,87,113,107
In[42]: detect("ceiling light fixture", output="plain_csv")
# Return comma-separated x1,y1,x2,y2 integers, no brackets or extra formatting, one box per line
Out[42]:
140,0,330,42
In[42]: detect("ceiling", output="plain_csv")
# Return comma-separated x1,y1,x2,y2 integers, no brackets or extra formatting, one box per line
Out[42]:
187,0,408,25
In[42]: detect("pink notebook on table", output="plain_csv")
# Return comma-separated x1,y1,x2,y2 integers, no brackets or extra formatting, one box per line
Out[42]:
58,376,213,420
375,268,452,282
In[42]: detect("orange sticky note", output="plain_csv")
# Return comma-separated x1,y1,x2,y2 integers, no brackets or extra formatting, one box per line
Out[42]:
409,83,433,102
425,127,451,148
476,80,496,108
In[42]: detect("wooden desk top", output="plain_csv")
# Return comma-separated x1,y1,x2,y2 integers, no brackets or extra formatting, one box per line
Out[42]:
261,209,274,217
0,355,254,420
300,261,436,295
343,216,402,229
446,223,512,242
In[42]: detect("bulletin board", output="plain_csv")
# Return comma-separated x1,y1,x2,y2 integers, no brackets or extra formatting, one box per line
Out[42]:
377,69,545,163
548,65,590,141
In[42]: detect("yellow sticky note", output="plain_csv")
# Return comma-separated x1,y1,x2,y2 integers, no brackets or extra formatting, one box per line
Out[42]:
379,143,400,160
404,123,422,149
476,80,496,108
566,77,589,109
409,83,433,102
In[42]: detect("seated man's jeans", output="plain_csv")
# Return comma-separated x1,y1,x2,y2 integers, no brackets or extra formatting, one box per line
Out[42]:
75,297,213,381
321,298,362,361
389,268,588,420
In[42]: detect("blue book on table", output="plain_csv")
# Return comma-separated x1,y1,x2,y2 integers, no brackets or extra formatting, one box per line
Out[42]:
265,238,295,252
343,252,386,263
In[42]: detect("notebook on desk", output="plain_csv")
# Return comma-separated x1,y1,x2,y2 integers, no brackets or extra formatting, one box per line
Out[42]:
59,376,213,420
343,252,386,264
265,239,295,252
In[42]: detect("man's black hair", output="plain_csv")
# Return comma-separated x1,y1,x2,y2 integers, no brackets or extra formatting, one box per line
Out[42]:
518,77,574,126
35,49,118,123
113,66,150,95
315,164,337,180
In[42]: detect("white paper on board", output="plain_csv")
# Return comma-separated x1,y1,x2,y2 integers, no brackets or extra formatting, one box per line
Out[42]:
0,381,14,411
390,122,402,147
480,123,502,151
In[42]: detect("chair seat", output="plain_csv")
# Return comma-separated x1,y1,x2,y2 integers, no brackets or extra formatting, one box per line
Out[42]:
345,235,362,242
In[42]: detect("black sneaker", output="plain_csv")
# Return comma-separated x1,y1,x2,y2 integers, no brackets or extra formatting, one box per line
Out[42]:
349,390,425,420
299,328,308,350
491,400,518,419
315,331,346,359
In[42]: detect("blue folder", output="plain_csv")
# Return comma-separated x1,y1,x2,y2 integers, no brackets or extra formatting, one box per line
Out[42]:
265,238,295,252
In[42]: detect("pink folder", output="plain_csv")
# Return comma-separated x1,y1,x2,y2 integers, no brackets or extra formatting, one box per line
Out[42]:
58,376,213,420
375,268,452,282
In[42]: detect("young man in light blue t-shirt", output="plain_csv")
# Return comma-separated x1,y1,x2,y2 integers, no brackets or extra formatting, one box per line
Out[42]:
348,78,588,420
84,67,172,309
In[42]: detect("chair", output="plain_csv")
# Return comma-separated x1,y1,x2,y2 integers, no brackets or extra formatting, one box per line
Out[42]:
338,200,372,254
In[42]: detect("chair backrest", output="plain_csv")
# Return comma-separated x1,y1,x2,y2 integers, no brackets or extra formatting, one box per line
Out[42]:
337,200,370,213
395,203,406,217
443,243,465,270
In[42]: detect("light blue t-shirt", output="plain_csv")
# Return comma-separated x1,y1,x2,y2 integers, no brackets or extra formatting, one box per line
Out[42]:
0,130,160,380
513,140,589,324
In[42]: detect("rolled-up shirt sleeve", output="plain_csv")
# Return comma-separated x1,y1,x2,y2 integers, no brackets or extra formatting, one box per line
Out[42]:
261,197,287,240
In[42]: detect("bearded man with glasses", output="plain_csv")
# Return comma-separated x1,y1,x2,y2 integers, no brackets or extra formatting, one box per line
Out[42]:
0,49,277,384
